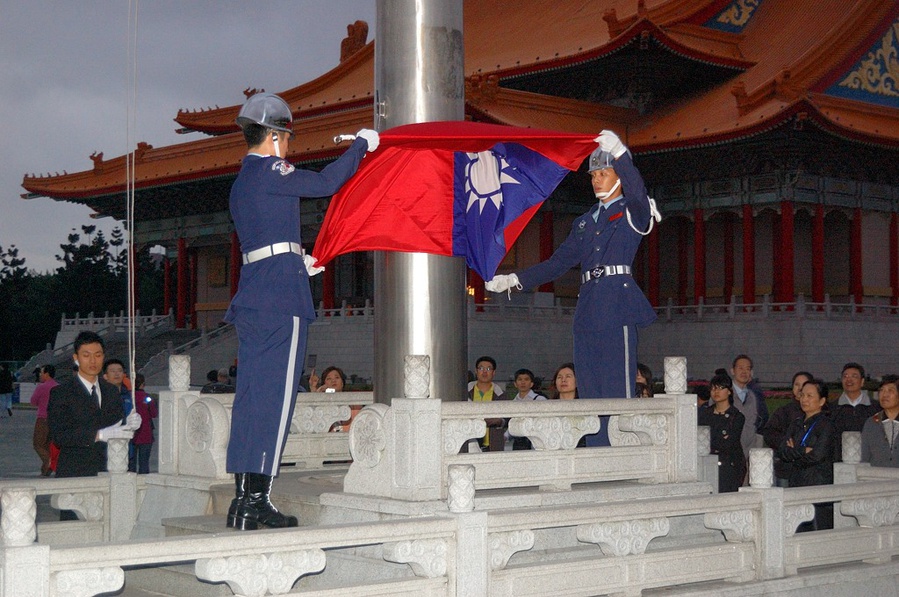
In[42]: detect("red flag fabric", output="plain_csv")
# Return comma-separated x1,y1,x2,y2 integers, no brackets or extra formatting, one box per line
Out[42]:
311,121,596,271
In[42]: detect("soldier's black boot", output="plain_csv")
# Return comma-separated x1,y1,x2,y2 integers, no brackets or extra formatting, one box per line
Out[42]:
226,472,247,528
233,473,298,530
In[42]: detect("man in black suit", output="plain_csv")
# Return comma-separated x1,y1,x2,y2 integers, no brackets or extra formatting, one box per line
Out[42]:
48,331,140,484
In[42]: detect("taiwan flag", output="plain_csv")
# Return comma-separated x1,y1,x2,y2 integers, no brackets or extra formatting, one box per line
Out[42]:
311,121,596,281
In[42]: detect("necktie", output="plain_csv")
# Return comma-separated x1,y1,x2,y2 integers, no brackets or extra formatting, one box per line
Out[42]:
91,385,99,406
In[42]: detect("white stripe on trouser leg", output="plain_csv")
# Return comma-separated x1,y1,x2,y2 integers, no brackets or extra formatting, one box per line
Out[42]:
623,326,631,399
272,315,300,476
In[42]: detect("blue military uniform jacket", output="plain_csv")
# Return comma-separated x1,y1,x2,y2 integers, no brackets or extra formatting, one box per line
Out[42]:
516,153,656,332
225,138,368,321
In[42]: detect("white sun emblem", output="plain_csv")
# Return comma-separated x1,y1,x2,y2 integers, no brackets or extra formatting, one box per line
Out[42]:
464,151,520,214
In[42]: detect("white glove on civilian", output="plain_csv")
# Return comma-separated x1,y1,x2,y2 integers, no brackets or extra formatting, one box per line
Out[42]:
485,273,521,293
356,128,380,152
97,423,134,442
123,410,142,431
594,129,627,158
304,254,325,277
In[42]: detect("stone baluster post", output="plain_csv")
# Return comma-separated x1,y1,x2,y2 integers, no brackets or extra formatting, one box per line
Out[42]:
391,355,442,501
107,438,137,541
743,447,785,580
834,431,863,529
1,487,51,597
159,355,191,475
663,357,687,395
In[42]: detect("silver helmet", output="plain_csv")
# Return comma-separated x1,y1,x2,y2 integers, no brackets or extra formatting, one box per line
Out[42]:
235,93,293,134
587,147,616,172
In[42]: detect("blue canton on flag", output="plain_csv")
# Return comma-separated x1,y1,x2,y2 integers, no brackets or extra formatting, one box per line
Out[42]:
452,142,571,280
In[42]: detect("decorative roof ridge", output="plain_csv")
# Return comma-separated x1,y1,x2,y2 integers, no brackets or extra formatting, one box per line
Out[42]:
634,96,899,155
602,0,727,36
174,39,374,134
729,0,897,115
466,80,640,125
499,15,752,83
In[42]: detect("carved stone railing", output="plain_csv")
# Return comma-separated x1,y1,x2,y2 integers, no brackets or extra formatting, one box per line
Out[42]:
158,355,373,478
343,354,697,500
0,438,138,548
8,516,456,597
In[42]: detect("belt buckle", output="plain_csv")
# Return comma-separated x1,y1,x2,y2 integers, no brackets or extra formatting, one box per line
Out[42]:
590,266,604,279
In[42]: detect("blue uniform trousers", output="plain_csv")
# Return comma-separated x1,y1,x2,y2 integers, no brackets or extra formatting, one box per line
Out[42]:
574,323,638,447
227,306,308,476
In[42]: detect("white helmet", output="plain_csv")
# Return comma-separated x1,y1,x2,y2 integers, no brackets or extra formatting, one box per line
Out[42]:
236,93,293,134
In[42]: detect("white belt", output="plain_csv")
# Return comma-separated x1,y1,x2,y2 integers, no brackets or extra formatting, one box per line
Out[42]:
581,265,631,284
242,242,302,265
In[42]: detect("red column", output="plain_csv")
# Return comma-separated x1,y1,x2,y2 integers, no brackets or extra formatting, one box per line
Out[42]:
648,225,660,307
778,200,795,303
229,232,241,299
189,249,198,330
130,243,139,315
851,207,863,305
538,211,554,293
723,216,734,301
163,256,171,318
176,238,187,328
891,213,898,307
322,261,336,312
812,205,825,303
693,209,706,304
742,204,756,303
677,219,689,305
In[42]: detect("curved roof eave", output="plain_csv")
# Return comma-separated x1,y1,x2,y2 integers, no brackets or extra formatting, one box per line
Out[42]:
23,106,375,200
174,42,375,135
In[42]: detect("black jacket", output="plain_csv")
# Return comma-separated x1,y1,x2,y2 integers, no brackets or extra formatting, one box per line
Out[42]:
778,412,834,488
48,377,124,477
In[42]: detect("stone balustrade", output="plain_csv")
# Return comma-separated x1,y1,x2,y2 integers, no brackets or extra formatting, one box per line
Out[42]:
157,355,373,478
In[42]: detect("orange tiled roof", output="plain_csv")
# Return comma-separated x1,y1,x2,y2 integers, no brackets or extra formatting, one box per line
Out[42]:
23,0,899,203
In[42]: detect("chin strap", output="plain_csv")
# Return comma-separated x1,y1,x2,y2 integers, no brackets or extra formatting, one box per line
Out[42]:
273,138,282,158
624,196,663,236
594,178,621,201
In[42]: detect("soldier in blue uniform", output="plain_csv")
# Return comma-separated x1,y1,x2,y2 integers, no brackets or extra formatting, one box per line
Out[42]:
485,130,658,446
225,92,378,529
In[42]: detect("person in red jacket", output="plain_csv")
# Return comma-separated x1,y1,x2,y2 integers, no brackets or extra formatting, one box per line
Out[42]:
128,373,158,474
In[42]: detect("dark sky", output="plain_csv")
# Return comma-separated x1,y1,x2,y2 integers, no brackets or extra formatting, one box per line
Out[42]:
1,1,376,272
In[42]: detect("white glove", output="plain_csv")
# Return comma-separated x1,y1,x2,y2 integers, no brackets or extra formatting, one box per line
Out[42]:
485,273,520,293
304,254,325,277
97,423,134,442
594,129,627,158
355,128,380,152
123,410,142,431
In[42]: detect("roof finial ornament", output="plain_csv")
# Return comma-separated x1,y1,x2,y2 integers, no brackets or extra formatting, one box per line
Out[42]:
603,9,626,38
90,151,105,173
243,87,265,99
340,20,369,62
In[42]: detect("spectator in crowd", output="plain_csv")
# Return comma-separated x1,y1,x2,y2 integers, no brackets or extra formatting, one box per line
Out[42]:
48,332,140,519
0,363,14,417
310,366,359,431
30,364,58,476
551,363,578,401
832,362,880,462
201,368,235,394
764,371,814,487
697,372,746,493
550,363,586,448
636,363,654,397
129,373,158,474
509,368,546,450
467,356,509,451
730,355,765,455
217,368,231,385
309,366,346,392
634,383,652,398
779,378,834,531
103,358,132,417
861,374,899,468
695,384,711,407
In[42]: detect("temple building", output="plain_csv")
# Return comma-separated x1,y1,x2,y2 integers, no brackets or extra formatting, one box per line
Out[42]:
21,0,899,380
